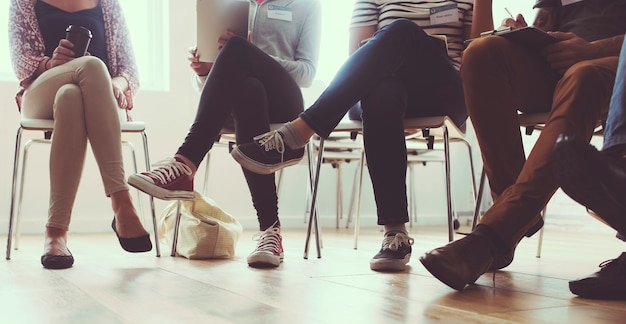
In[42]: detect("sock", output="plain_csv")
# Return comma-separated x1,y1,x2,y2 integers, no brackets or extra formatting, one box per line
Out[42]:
475,224,507,254
279,122,308,149
383,224,408,236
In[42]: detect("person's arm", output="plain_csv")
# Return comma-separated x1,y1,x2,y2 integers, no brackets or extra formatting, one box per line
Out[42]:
532,7,558,32
349,25,377,55
270,0,321,88
544,32,624,74
468,0,494,39
9,0,47,88
105,0,139,100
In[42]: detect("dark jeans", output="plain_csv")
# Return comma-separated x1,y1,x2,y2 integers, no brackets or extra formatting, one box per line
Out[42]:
604,36,626,151
176,37,303,230
300,19,467,225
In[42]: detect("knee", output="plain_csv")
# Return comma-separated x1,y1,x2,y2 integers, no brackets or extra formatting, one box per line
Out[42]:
460,36,509,76
55,84,82,105
75,56,109,75
54,84,83,116
223,35,248,53
386,19,422,34
379,19,427,41
560,60,610,91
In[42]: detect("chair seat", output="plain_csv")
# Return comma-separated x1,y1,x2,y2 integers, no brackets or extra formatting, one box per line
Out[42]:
20,118,146,133
403,116,466,139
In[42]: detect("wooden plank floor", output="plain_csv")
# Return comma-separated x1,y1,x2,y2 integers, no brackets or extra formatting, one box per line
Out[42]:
2,223,626,324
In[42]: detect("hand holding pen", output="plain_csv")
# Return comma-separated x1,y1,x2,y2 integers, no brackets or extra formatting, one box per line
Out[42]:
502,7,528,29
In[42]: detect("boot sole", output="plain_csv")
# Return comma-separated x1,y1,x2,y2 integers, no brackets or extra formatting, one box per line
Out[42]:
128,176,194,201
231,148,303,175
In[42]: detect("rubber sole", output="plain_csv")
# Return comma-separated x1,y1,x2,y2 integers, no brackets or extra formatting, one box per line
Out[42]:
128,176,194,201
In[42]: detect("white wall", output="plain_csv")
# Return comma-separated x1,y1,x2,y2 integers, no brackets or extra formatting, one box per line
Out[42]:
0,0,555,236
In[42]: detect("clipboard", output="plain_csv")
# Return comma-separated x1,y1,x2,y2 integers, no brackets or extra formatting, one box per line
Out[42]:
480,26,559,50
196,0,249,63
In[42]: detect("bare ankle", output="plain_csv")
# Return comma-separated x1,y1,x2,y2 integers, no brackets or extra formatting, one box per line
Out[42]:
45,226,67,238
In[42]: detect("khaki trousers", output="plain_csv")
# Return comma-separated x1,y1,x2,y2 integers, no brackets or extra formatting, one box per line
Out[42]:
21,56,128,230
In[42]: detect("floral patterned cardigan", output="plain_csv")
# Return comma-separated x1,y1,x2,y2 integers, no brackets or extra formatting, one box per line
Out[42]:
8,0,139,111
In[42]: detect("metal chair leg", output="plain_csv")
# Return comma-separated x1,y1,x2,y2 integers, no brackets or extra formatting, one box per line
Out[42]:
471,168,487,231
141,131,160,257
536,206,547,258
352,148,366,250
304,141,323,259
122,141,145,223
7,127,24,260
345,157,363,229
171,201,183,257
335,164,343,228
443,127,454,242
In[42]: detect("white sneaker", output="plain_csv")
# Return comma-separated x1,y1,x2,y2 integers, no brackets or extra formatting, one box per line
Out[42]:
247,226,284,268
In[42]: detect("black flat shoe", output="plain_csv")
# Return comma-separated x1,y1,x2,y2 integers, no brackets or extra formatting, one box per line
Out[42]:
111,219,152,253
41,252,74,269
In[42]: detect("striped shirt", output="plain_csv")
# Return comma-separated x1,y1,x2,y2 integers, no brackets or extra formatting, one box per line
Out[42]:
351,0,474,70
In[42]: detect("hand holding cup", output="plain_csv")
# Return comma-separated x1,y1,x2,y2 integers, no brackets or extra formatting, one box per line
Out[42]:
65,25,92,58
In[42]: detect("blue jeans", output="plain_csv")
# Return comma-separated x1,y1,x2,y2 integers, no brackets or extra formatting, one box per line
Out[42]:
300,19,467,225
603,36,626,151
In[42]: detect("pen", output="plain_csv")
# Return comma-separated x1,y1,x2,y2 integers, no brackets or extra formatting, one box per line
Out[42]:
504,7,514,19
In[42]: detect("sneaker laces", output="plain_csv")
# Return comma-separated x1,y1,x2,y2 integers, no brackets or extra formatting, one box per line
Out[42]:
597,257,626,271
381,232,414,251
147,158,192,184
253,131,285,161
252,227,281,254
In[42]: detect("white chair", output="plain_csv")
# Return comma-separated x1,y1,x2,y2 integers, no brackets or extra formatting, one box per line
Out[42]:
6,118,161,260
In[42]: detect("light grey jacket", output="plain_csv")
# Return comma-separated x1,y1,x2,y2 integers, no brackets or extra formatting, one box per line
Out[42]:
195,0,321,89
249,0,321,87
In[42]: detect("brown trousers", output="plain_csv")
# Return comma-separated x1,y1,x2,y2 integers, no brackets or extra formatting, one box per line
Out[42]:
461,36,618,249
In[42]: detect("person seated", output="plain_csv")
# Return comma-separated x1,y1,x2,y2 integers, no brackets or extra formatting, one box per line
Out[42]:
231,0,493,271
553,35,626,300
9,0,152,270
128,0,321,268
419,0,626,291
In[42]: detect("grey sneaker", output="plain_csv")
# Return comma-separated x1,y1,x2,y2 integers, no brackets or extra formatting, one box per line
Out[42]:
370,232,414,271
231,130,304,175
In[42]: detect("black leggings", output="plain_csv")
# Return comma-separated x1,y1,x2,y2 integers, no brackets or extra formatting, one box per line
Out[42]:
176,37,304,230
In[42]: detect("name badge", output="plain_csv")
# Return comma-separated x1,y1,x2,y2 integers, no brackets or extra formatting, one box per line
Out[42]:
561,0,584,5
430,4,459,25
268,5,293,22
